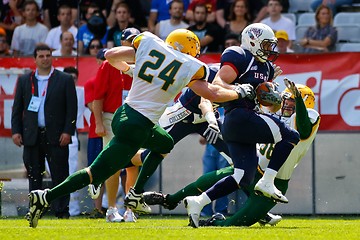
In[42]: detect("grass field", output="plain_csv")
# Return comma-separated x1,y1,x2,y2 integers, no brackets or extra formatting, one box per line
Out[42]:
0,215,359,240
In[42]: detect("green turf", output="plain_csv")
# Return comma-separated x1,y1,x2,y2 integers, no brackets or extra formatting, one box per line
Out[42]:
0,215,359,240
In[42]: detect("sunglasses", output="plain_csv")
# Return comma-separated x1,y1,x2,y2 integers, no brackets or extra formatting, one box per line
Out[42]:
89,44,101,49
0,39,7,43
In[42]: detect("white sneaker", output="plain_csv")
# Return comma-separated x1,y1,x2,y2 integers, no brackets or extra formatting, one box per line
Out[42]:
106,207,124,223
123,209,137,222
258,213,282,226
254,178,288,203
88,183,102,200
26,189,49,228
184,196,204,228
124,187,152,214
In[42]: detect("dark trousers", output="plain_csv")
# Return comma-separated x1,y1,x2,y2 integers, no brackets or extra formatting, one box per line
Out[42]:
23,128,70,218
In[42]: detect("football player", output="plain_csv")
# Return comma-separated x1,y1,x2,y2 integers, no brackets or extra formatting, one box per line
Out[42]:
144,79,320,227
201,79,320,226
184,23,301,227
25,29,249,228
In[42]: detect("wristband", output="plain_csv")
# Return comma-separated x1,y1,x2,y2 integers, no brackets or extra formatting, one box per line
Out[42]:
205,111,217,125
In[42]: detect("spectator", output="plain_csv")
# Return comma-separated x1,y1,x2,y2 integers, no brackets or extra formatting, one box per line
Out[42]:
63,66,86,216
78,10,108,55
0,28,11,56
188,3,222,53
52,31,77,57
0,0,24,43
299,5,337,53
11,0,49,56
251,0,290,23
311,0,353,15
223,0,251,36
11,44,77,219
223,33,241,49
106,2,141,48
42,0,77,29
106,0,147,29
155,0,189,40
45,5,78,51
148,0,190,33
85,38,103,56
275,30,294,53
216,0,235,28
78,3,102,27
185,0,217,24
260,0,296,48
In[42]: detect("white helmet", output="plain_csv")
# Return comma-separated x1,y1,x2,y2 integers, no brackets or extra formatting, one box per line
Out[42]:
241,23,279,63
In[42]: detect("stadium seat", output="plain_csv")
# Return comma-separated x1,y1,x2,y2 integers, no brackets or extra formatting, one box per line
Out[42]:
295,25,309,41
339,43,360,52
335,24,360,42
298,13,316,26
288,0,313,13
334,12,360,25
282,13,297,24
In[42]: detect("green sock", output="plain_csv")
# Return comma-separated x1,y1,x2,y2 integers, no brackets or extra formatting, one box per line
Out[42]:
167,166,234,204
46,169,90,203
133,152,164,193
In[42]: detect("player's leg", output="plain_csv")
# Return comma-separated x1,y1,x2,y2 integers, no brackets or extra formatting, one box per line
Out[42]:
131,120,199,193
131,124,174,193
252,114,299,203
185,109,259,227
27,104,151,227
211,172,289,227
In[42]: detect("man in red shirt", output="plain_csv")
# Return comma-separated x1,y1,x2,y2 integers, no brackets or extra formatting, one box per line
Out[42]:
92,28,139,223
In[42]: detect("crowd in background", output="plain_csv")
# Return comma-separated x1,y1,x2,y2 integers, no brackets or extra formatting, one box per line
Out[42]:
0,0,359,57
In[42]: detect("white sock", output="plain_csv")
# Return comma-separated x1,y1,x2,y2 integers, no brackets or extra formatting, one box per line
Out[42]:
198,192,211,206
262,168,278,182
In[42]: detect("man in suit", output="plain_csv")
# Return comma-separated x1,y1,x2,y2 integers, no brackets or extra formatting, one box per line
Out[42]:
11,44,78,219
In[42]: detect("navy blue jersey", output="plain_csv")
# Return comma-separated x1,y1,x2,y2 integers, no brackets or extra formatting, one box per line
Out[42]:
220,46,275,111
179,66,218,114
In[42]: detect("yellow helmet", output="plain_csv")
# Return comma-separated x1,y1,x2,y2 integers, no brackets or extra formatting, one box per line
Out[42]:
282,84,315,109
165,29,200,58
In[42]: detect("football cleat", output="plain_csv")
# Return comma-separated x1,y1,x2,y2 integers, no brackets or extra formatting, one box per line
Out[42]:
198,213,226,227
258,212,282,226
254,178,288,203
143,191,179,210
26,189,49,228
123,209,137,222
184,196,204,228
106,207,124,223
124,187,152,214
88,183,102,199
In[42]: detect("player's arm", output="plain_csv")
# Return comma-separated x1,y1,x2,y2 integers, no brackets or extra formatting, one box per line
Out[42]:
199,97,221,144
295,96,313,139
285,79,313,139
105,46,135,71
188,67,238,103
212,65,237,88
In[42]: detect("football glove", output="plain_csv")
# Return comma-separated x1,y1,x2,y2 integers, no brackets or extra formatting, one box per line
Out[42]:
259,87,282,105
203,123,221,144
284,78,301,98
234,83,255,99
